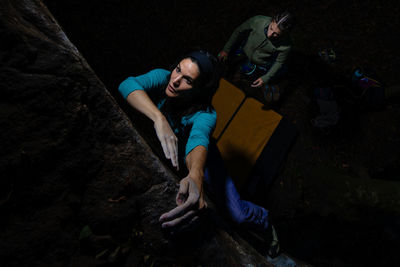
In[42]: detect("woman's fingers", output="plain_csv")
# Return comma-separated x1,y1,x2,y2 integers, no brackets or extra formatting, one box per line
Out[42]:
176,179,189,205
159,201,189,223
173,137,179,170
160,184,195,223
160,135,170,159
159,177,204,228
167,135,178,169
154,119,179,169
251,77,265,88
161,210,197,228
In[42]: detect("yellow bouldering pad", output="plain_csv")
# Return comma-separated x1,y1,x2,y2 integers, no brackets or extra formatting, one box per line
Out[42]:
212,79,282,190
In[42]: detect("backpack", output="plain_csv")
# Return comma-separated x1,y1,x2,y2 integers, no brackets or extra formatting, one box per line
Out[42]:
351,67,385,110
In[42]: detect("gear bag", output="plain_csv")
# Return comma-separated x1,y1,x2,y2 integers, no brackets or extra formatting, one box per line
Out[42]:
351,67,385,110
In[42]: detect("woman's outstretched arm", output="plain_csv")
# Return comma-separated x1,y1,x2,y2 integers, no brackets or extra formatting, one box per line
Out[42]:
126,90,179,170
159,145,207,228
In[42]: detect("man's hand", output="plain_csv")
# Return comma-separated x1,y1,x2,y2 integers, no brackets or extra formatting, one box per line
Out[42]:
159,176,206,228
251,77,265,88
154,116,179,170
218,51,228,62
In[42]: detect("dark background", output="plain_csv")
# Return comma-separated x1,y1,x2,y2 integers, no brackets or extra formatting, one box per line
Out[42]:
42,0,400,266
43,0,400,91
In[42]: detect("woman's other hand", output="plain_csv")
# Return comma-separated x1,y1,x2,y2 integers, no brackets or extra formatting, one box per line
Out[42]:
154,115,179,170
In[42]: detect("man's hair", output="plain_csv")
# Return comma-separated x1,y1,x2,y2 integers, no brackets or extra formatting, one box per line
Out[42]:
273,11,293,32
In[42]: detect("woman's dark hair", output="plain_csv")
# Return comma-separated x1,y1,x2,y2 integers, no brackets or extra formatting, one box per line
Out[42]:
185,49,220,105
161,49,221,122
273,10,294,32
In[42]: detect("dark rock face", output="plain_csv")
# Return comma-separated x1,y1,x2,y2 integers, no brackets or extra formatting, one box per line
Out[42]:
0,1,274,266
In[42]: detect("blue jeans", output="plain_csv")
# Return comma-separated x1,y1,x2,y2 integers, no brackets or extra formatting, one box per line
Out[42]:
204,141,269,232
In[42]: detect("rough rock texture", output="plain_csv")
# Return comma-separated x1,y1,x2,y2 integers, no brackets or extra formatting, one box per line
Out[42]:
0,1,276,266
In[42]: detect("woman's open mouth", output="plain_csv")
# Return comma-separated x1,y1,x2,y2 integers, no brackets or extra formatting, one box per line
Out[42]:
168,84,177,94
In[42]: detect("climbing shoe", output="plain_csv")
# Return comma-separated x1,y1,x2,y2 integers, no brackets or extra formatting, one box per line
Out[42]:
263,84,280,103
271,85,281,102
266,225,280,258
263,85,273,102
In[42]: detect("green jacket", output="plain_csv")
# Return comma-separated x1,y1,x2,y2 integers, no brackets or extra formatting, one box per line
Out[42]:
223,15,292,83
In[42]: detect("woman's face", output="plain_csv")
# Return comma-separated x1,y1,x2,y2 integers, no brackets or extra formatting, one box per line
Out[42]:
166,58,200,98
267,21,282,39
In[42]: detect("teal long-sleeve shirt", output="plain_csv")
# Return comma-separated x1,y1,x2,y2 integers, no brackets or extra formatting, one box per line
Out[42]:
223,15,292,83
119,68,216,161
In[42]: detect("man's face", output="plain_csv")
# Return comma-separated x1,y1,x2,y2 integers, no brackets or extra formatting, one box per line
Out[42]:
267,21,282,39
166,58,200,98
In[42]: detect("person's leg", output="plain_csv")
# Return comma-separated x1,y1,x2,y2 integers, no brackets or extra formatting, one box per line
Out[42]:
203,141,270,232
204,141,280,257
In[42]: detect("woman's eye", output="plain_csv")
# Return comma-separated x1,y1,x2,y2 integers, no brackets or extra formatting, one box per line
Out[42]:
186,79,192,85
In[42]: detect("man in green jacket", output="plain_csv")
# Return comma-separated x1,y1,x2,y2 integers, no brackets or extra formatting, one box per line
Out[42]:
218,11,293,101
